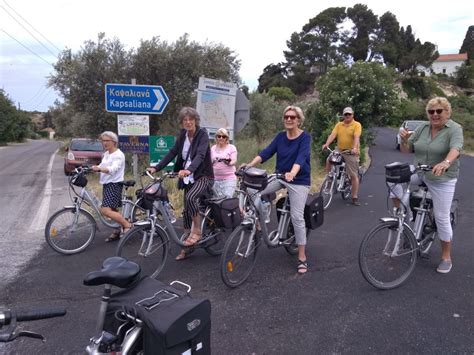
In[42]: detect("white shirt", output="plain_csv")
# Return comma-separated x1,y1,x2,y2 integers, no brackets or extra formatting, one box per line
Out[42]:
98,149,125,184
182,134,195,184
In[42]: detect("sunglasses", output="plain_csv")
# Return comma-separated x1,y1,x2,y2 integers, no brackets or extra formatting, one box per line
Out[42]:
216,135,227,139
284,115,298,121
427,109,443,115
344,113,353,116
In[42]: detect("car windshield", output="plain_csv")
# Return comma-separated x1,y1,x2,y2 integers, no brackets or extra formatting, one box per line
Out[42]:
70,140,103,152
405,121,424,131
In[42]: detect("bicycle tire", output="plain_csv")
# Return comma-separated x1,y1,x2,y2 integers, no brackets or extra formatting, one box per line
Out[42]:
320,175,334,210
220,225,260,288
282,221,299,255
202,208,226,256
116,224,169,279
45,207,96,255
341,175,352,200
359,220,417,290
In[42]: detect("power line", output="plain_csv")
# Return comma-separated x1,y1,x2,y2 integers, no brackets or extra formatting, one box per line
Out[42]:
2,0,62,54
0,28,53,66
0,4,59,58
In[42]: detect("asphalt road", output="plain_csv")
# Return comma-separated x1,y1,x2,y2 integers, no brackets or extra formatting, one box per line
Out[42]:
1,129,473,354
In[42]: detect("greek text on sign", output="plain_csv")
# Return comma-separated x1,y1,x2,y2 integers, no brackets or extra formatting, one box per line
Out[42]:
105,83,169,114
117,115,150,136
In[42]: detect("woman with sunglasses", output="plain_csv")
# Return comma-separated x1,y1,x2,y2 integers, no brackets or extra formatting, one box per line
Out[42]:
147,107,214,260
394,97,463,274
243,105,311,274
211,128,238,198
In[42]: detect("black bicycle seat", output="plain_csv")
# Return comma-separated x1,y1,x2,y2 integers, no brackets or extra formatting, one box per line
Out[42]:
122,180,136,187
83,257,141,288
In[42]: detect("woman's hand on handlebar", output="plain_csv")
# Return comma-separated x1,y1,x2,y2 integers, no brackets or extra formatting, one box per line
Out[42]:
284,172,295,182
178,169,191,178
146,167,157,174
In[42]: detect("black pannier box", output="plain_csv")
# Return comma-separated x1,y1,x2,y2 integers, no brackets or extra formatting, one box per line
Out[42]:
275,194,324,230
243,167,268,191
210,197,242,229
385,162,411,183
105,277,211,355
304,193,324,229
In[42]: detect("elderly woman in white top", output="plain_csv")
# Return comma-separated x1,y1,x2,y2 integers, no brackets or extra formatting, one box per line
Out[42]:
92,131,131,242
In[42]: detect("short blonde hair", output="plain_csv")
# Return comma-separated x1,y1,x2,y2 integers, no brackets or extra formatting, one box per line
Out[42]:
426,97,452,117
215,128,230,141
282,105,305,126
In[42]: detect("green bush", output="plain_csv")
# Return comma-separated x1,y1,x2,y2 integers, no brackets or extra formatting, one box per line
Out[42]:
268,86,297,102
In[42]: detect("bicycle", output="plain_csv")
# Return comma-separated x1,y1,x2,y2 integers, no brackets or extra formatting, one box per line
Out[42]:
220,167,311,288
0,306,66,343
44,166,146,255
116,171,236,278
358,162,458,290
319,148,363,210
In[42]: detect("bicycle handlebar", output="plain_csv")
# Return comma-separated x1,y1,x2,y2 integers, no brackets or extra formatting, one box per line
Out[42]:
323,147,352,155
0,306,67,342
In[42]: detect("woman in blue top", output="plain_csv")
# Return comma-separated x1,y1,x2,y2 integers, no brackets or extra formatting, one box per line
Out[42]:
244,105,311,274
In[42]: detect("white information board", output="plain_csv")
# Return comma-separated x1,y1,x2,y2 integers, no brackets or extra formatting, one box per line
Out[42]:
117,115,150,136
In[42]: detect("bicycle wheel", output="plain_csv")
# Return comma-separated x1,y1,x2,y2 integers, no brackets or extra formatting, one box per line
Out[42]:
116,224,169,279
281,221,299,255
341,175,351,200
319,175,335,210
45,208,96,255
359,220,417,290
202,208,226,256
220,225,260,288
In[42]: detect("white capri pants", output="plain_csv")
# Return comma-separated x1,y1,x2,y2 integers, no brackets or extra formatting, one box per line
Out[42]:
212,179,237,199
256,179,310,246
389,174,457,242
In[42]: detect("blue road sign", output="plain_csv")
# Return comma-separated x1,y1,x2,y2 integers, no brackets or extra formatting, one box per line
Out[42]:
105,83,169,114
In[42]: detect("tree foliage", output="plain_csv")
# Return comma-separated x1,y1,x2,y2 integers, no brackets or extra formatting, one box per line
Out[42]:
307,62,400,151
48,33,241,137
267,87,296,102
240,92,285,146
460,25,474,60
258,5,438,93
454,61,474,88
0,90,33,144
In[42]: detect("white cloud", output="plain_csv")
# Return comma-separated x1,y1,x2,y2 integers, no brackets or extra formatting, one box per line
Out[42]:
1,0,472,111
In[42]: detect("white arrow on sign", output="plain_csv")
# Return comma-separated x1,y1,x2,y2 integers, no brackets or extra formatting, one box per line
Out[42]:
153,89,166,111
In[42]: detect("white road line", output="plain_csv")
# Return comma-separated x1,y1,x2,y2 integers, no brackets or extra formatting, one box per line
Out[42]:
28,149,58,233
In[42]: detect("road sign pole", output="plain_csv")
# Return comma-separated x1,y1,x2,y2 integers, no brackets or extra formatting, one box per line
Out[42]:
131,79,138,183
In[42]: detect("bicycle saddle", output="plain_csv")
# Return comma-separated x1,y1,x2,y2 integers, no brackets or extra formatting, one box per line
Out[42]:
83,257,141,288
121,180,136,187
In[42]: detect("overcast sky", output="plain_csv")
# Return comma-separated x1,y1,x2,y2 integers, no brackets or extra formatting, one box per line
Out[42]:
0,0,472,112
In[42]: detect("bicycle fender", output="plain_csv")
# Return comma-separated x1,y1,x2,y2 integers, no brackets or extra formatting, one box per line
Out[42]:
379,217,398,223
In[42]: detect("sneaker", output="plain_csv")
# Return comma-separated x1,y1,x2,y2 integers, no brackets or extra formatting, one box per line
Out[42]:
436,259,452,274
351,198,361,206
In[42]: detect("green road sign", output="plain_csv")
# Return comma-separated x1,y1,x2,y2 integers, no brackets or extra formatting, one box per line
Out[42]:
149,135,175,171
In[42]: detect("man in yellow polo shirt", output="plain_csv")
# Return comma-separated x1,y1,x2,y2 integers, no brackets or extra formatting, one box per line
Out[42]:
322,107,362,206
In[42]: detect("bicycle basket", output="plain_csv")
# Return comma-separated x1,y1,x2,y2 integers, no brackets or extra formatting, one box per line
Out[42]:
385,162,411,183
328,152,343,165
243,167,268,191
71,173,87,187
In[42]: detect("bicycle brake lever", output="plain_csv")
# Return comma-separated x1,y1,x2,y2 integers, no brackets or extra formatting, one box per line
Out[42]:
9,330,45,342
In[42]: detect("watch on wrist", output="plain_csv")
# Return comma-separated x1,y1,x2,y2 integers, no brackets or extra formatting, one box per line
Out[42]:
444,159,451,166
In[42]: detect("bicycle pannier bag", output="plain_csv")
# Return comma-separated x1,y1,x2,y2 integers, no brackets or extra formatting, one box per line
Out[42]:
385,162,411,183
304,193,324,229
71,174,87,187
105,277,211,355
210,197,241,229
243,167,268,191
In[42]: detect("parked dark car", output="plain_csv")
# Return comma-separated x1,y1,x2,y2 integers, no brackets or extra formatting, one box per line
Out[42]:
64,138,103,175
396,120,426,150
